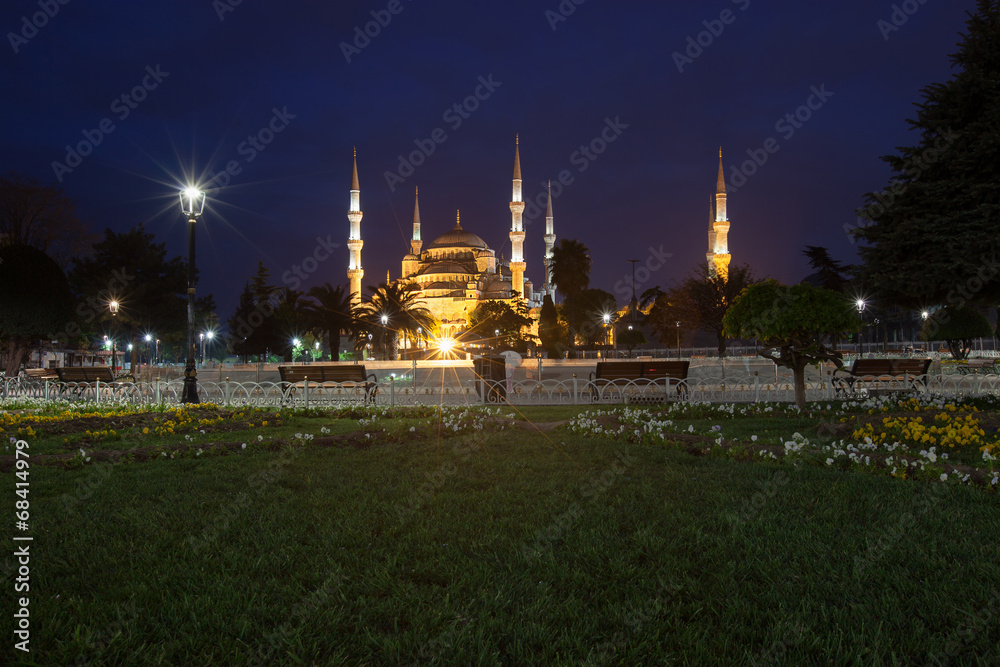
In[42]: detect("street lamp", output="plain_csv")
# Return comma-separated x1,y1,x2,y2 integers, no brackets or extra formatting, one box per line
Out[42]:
856,299,866,358
380,314,388,360
180,186,206,403
108,300,119,374
199,332,205,367
675,321,681,359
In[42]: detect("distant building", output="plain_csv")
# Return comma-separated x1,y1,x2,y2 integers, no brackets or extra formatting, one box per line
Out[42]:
346,139,551,339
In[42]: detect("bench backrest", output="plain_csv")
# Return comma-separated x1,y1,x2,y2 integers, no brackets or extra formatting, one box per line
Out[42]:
967,358,996,368
641,361,690,380
594,362,644,380
891,359,931,376
850,359,894,376
278,364,369,383
24,368,57,380
56,367,115,383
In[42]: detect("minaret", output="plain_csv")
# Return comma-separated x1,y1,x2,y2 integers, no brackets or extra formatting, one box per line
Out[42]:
347,149,364,306
411,187,422,256
508,135,526,300
544,180,556,298
706,195,716,272
709,148,731,280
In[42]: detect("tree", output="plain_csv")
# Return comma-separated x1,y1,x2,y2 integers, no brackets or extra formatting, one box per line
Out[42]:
564,288,617,347
468,299,535,352
0,172,95,268
537,294,568,358
549,239,592,297
920,306,993,360
802,246,849,293
273,289,309,361
69,224,188,371
0,245,74,375
617,327,647,358
723,281,859,408
354,282,435,360
306,283,356,361
650,263,755,357
853,1,1000,307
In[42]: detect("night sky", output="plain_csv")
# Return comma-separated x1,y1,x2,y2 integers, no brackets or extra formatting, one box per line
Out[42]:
3,0,978,319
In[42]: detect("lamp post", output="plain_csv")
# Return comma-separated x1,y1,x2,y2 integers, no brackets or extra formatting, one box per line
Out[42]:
314,340,320,362
675,321,681,359
199,332,205,367
380,314,388,361
602,314,610,359
856,299,866,358
180,186,206,403
108,300,119,374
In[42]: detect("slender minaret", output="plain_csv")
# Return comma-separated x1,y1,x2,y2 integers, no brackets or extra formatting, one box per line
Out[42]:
411,187,422,256
706,195,716,272
709,148,731,280
347,149,364,306
508,135,526,300
544,180,556,298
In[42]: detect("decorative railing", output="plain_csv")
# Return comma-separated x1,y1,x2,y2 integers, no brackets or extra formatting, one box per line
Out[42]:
3,372,999,408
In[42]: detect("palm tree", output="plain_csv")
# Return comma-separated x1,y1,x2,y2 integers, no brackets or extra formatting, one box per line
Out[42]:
550,239,591,299
354,282,435,360
273,288,308,361
550,239,592,352
306,283,356,361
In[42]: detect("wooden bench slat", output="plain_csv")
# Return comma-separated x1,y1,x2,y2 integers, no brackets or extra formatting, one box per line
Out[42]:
277,364,378,403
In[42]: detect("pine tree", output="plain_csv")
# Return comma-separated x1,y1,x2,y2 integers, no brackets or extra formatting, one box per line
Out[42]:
854,1,1000,308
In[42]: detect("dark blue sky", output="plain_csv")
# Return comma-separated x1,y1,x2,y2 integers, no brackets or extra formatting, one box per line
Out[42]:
3,0,978,318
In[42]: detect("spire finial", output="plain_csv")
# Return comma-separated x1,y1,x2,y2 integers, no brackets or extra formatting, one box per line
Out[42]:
546,180,553,217
455,210,461,229
513,136,522,181
716,148,726,195
351,148,360,191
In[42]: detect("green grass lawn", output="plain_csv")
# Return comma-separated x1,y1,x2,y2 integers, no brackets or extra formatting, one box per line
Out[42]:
2,402,1000,665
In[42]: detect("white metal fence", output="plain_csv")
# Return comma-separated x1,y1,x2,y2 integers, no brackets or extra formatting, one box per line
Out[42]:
4,371,999,408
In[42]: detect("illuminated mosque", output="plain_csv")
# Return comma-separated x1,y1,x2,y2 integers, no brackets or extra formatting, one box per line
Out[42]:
346,139,554,338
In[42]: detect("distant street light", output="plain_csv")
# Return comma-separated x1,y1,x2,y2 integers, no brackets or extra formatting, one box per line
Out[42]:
676,321,681,359
108,300,119,374
857,299,866,357
180,186,206,403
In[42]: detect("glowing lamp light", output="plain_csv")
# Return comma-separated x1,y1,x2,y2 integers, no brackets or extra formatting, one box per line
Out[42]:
207,331,214,340
921,311,930,320
292,338,301,347
180,187,206,217
109,300,120,315
438,338,454,353
144,334,152,342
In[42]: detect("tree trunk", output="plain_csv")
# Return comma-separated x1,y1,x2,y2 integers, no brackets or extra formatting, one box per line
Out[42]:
717,330,727,358
4,338,28,377
792,364,807,409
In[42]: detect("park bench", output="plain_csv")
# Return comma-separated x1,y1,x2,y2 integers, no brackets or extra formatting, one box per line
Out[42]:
958,358,997,375
278,364,378,403
54,366,118,396
590,360,690,401
832,358,931,397
23,368,58,381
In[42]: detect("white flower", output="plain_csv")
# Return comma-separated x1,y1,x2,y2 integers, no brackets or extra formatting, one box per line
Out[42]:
751,435,758,442
940,473,948,482
409,426,416,432
826,458,834,465
241,443,246,449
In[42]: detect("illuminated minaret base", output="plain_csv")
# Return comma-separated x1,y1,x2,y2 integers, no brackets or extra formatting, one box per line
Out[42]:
347,150,364,306
709,148,731,280
508,135,526,300
544,180,556,298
